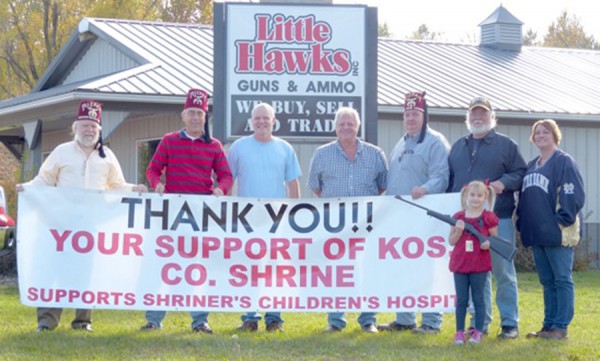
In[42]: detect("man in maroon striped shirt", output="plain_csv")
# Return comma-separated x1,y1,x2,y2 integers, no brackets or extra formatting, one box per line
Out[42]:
141,88,233,334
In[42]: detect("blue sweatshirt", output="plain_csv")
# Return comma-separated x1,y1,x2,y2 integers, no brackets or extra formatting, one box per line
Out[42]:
516,149,585,247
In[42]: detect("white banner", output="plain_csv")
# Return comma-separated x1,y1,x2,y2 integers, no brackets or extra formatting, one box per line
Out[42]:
17,187,460,312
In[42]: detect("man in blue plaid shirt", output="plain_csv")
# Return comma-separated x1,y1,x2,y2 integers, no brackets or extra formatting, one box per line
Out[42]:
307,107,388,333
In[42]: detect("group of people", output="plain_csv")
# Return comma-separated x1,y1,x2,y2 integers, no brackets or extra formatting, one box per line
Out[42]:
18,88,584,344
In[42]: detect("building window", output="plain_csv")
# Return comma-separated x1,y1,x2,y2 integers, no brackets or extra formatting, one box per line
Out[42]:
136,138,161,186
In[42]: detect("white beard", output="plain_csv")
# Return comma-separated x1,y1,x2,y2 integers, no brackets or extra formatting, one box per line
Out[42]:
75,133,100,148
466,117,496,137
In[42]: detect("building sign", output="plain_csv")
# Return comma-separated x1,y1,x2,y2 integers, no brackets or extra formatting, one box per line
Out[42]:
214,3,377,140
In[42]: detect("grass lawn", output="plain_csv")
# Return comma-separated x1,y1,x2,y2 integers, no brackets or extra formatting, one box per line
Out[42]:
0,271,599,360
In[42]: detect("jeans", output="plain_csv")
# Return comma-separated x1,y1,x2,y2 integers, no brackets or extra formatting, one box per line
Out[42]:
145,310,209,330
241,312,283,325
328,312,376,329
394,312,443,329
532,245,574,331
469,218,519,330
455,272,487,332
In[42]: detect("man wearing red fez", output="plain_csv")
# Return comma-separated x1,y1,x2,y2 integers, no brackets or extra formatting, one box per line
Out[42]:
377,91,450,334
16,100,148,332
142,88,233,334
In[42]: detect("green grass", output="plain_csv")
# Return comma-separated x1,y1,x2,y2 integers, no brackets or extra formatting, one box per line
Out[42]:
1,271,599,360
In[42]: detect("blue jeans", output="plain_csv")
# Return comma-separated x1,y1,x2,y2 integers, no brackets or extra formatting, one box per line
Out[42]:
394,312,443,329
145,310,209,330
532,245,574,331
455,272,487,332
328,312,376,329
469,218,519,330
241,312,283,325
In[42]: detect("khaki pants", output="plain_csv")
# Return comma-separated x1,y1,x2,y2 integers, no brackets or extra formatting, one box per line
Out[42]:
37,307,92,329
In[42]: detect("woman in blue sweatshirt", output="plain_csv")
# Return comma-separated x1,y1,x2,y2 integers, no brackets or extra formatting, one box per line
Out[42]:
516,119,585,341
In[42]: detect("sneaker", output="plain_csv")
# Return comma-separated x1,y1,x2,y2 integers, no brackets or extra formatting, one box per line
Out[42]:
467,327,488,336
237,321,258,332
72,324,93,332
324,325,342,333
454,331,466,345
469,329,483,344
361,323,379,333
526,326,551,339
192,323,213,334
36,326,50,333
266,322,284,332
539,328,568,340
412,325,440,335
140,323,160,331
376,322,416,332
498,326,519,339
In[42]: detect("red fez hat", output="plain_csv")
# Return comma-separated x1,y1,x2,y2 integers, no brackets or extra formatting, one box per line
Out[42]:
76,100,102,124
184,89,209,112
404,91,426,112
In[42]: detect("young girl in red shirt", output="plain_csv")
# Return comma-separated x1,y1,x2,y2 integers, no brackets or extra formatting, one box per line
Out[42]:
449,180,498,344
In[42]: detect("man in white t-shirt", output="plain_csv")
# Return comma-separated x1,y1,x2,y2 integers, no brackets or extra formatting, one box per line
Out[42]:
227,102,302,332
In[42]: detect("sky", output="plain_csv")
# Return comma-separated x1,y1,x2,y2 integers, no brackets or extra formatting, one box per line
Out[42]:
333,0,600,43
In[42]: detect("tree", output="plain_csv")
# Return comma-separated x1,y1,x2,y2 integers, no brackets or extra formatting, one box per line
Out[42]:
378,22,392,38
522,29,539,47
409,24,441,41
0,0,214,101
543,11,598,49
161,0,213,25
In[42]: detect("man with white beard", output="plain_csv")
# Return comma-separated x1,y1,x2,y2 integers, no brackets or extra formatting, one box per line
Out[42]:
447,96,526,339
16,99,147,332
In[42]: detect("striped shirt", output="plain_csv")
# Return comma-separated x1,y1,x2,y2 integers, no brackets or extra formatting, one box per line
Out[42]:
146,130,233,195
307,139,388,197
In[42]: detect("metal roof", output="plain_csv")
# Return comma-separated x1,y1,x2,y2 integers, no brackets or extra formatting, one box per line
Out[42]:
378,39,600,118
2,17,600,120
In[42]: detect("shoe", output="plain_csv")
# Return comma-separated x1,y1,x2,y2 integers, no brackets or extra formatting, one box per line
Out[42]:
72,324,93,332
140,323,160,331
324,325,342,333
376,322,416,332
467,327,488,336
526,326,551,339
453,331,466,345
498,326,519,339
36,326,50,333
237,321,258,332
411,325,440,335
539,328,568,340
468,329,483,344
266,322,284,332
361,323,378,333
193,323,213,334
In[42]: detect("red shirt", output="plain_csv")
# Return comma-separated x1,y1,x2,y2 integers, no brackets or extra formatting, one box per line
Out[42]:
146,130,233,195
449,210,498,273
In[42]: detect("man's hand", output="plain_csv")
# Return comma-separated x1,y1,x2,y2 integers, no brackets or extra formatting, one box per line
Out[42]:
15,184,24,192
154,183,165,195
411,186,428,199
132,184,148,193
212,188,224,196
489,180,505,194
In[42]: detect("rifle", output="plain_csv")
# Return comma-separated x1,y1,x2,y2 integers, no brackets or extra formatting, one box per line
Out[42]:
395,195,517,262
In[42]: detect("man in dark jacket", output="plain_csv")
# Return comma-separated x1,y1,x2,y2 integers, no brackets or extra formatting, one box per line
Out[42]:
447,96,526,339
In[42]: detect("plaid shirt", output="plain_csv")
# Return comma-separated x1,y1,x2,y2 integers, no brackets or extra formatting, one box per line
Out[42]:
307,139,388,197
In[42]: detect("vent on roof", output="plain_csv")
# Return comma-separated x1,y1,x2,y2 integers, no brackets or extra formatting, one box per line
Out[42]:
479,5,523,51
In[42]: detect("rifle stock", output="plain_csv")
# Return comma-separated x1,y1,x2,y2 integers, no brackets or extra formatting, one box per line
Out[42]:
395,195,517,261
